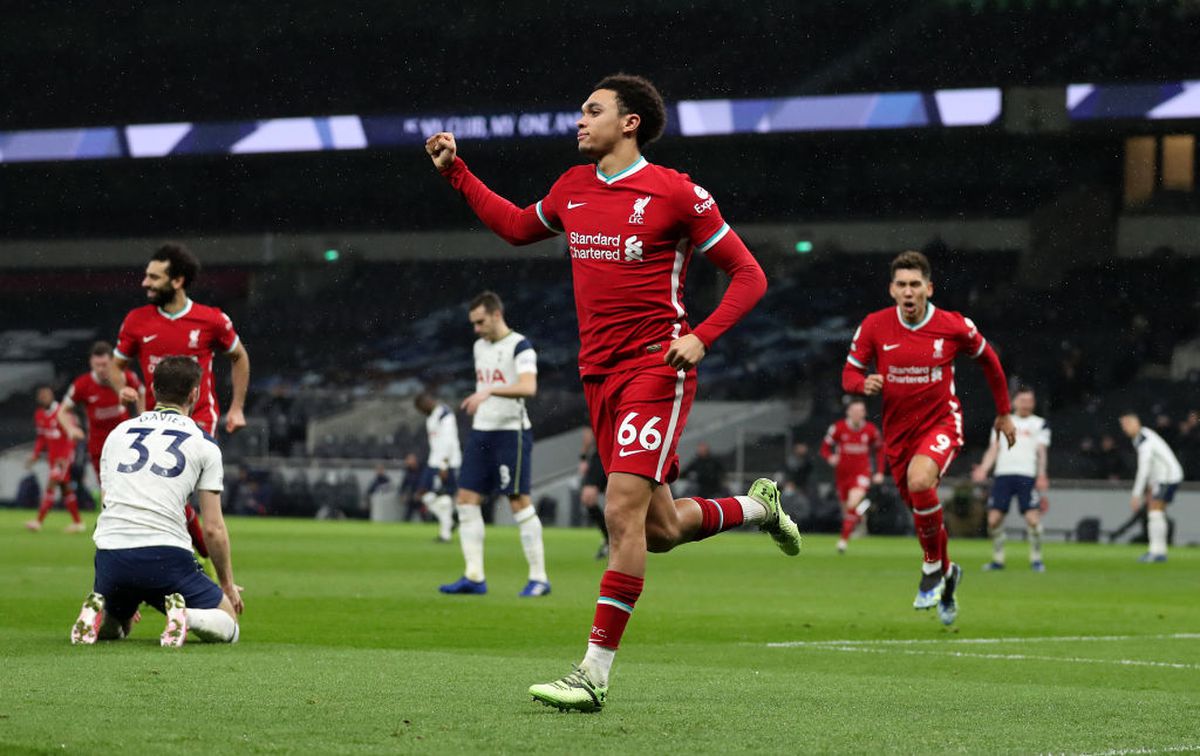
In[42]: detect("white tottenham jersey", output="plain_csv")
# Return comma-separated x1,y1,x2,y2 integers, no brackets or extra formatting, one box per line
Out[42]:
993,414,1050,478
472,330,536,432
94,409,224,551
1132,427,1184,496
426,402,463,469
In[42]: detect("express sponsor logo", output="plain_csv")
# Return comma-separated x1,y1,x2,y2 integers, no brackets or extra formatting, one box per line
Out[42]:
693,185,715,214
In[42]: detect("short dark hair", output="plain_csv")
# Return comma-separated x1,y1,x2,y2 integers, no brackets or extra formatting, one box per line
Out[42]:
1119,410,1140,421
890,250,931,281
1014,385,1035,396
594,73,667,149
90,340,113,357
469,291,503,314
413,391,435,412
845,396,866,408
153,356,202,407
151,243,201,289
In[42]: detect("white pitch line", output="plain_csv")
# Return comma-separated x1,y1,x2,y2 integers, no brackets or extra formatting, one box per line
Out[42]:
767,633,1200,648
1070,745,1200,756
797,644,1200,671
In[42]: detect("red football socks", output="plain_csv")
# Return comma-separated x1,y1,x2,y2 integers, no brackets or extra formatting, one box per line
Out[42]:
63,492,81,524
693,497,746,541
184,504,210,558
840,510,862,541
909,488,946,568
587,570,645,649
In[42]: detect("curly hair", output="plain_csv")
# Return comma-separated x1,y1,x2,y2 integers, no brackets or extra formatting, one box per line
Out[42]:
593,73,667,149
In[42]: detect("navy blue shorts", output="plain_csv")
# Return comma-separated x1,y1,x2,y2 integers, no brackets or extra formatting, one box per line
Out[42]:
93,546,224,621
458,428,532,497
1153,483,1179,504
987,475,1040,514
417,465,458,496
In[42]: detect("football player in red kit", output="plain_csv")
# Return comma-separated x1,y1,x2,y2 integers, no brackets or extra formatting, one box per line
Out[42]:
25,385,83,532
843,251,1015,625
108,243,251,562
57,341,144,479
428,74,800,712
820,398,885,554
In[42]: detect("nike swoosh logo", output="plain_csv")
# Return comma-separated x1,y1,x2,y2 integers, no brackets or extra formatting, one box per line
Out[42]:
143,335,158,343
567,201,587,209
617,448,651,458
882,343,900,351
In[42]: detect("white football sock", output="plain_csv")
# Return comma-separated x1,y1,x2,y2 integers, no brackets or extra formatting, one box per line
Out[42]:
1148,510,1168,556
989,526,1006,564
1028,522,1044,563
433,495,455,541
922,560,942,575
187,608,237,643
581,643,616,687
736,495,767,524
456,504,486,582
514,505,548,583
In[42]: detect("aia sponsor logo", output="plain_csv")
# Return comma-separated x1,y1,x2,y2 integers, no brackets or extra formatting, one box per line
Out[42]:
476,368,505,385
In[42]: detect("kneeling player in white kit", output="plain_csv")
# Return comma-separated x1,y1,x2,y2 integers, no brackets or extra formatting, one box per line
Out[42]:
70,356,243,646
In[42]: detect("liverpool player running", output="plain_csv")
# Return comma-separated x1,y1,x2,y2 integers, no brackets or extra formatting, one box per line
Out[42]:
843,251,1014,625
25,385,84,532
427,74,799,712
820,398,885,554
108,243,251,562
58,341,145,481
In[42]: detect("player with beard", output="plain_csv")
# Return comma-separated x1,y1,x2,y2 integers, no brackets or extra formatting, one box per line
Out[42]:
843,251,1014,625
107,243,250,562
427,73,798,712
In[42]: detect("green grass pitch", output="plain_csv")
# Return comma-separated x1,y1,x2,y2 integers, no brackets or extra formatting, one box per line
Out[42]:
2,509,1197,754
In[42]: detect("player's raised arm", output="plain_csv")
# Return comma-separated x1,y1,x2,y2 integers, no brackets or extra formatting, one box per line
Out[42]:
819,426,838,467
426,131,560,246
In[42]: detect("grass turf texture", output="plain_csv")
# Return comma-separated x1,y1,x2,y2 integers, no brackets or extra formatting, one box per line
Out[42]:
1,509,1197,754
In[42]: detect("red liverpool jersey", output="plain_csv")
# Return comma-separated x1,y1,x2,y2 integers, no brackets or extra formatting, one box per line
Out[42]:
821,419,884,478
114,298,239,431
442,156,765,377
846,303,996,449
63,369,143,453
536,158,728,374
33,403,74,462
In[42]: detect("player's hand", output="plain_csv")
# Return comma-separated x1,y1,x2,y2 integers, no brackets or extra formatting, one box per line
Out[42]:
25,456,35,470
970,464,988,484
1036,474,1049,493
664,334,706,371
863,374,884,396
425,132,458,171
119,387,139,404
994,414,1016,448
223,582,244,615
826,454,840,468
1130,495,1141,512
224,408,247,435
67,426,85,442
872,472,884,485
461,390,490,416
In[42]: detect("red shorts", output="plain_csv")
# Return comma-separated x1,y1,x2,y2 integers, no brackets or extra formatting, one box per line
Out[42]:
885,422,962,503
835,471,873,504
584,366,696,485
48,457,73,484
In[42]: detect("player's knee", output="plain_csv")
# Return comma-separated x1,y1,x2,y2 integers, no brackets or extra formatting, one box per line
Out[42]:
643,520,681,552
906,466,938,493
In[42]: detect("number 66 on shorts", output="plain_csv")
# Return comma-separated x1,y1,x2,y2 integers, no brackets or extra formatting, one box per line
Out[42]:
585,366,697,485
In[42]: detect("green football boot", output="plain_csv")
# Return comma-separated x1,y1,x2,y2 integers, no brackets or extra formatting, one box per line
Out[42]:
748,478,801,556
529,666,607,713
